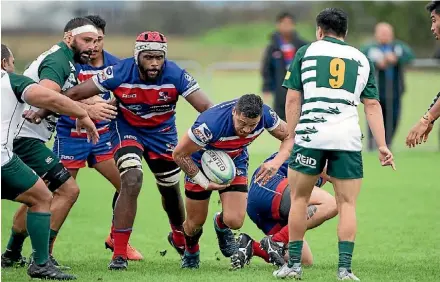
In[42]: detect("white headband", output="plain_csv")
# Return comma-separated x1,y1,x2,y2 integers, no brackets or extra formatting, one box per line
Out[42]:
134,41,167,64
70,25,99,36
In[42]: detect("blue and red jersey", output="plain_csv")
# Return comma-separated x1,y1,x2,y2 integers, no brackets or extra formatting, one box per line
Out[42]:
188,100,281,162
92,58,200,130
56,50,120,138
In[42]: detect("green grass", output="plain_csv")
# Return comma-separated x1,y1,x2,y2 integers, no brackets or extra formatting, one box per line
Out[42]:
2,70,440,281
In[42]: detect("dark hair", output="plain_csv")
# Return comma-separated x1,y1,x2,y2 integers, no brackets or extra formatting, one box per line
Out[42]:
84,15,106,34
1,44,11,61
64,17,96,32
276,12,295,23
316,8,348,37
426,1,440,14
235,94,264,119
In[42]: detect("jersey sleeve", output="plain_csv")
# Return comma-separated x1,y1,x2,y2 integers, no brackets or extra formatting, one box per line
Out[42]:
282,44,309,91
360,59,379,100
178,70,200,98
9,72,36,103
38,55,69,88
187,112,219,147
92,64,123,92
262,104,281,131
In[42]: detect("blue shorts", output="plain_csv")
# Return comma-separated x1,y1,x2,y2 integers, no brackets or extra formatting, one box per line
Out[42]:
247,173,287,235
53,131,114,169
111,117,177,161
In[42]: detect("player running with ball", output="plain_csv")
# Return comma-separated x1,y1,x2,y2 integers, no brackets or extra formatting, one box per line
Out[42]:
274,8,395,280
172,94,294,269
63,31,213,270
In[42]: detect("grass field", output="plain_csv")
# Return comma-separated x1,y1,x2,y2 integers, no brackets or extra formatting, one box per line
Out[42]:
1,70,440,281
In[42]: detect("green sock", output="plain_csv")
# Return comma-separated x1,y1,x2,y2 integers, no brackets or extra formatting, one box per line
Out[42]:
288,240,303,267
338,241,355,270
26,211,51,265
6,229,28,255
49,229,58,255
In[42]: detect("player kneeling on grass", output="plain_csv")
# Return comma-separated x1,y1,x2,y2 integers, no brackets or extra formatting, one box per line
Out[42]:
233,152,337,269
274,8,395,280
172,94,294,269
1,44,99,280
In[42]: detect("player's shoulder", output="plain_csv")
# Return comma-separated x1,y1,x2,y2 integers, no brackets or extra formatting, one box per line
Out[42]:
197,100,235,124
162,60,185,79
103,50,121,65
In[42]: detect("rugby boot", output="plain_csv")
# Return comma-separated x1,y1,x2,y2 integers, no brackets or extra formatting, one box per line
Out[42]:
273,262,302,279
260,236,285,267
181,251,200,269
104,235,143,261
108,256,128,271
213,212,238,257
230,233,253,270
27,259,76,280
338,268,360,281
1,250,26,268
167,232,185,257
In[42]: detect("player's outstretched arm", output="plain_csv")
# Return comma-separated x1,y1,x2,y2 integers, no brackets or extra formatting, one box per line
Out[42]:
23,84,99,143
173,133,228,191
63,78,102,101
185,89,214,113
363,98,395,169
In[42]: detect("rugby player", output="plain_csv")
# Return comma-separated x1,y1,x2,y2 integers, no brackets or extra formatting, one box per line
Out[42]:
172,94,294,269
53,15,142,260
1,44,98,280
406,1,440,147
1,17,114,270
63,31,213,270
274,8,395,280
233,152,337,269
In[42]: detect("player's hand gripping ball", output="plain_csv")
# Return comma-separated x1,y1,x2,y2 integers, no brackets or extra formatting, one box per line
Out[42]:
201,150,236,185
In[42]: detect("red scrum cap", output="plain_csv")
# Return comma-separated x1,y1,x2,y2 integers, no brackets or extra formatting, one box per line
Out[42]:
134,31,167,64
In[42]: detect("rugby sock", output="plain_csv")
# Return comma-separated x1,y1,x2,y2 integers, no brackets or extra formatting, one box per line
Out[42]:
338,241,354,270
272,226,289,245
214,212,228,230
26,211,50,265
49,229,58,255
113,228,132,259
287,240,303,267
171,224,185,247
111,192,119,210
252,241,270,262
6,229,28,255
184,228,203,254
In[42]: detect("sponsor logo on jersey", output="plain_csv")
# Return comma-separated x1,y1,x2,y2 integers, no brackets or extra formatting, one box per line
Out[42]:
124,135,137,140
295,153,317,169
269,109,278,122
166,143,175,152
158,91,171,102
122,93,137,99
60,155,74,160
45,156,54,163
98,66,114,81
236,168,244,176
184,72,194,82
127,105,142,111
192,123,213,144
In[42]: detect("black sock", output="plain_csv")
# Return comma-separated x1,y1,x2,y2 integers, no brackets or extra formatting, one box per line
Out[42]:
157,183,185,227
184,228,203,254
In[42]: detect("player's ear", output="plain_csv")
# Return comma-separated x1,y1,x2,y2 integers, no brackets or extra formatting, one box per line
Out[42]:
63,31,73,44
1,58,6,70
316,26,324,40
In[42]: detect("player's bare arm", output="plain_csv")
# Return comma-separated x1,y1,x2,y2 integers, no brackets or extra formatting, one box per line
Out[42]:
255,120,294,184
173,133,229,191
185,89,214,113
285,89,302,141
24,84,99,144
363,97,395,169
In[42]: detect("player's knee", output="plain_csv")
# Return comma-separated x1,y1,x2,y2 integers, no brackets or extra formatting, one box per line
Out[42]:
121,169,143,197
326,198,338,219
26,182,53,210
223,214,245,230
183,219,204,235
55,178,80,204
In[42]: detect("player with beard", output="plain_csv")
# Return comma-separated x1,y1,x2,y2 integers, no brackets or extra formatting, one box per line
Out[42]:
53,15,143,260
1,17,116,270
63,31,213,270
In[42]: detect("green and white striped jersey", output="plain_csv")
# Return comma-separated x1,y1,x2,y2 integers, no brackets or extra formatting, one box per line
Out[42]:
283,36,379,151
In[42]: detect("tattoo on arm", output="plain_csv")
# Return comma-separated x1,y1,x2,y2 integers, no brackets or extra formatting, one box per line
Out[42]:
175,155,199,178
307,205,317,220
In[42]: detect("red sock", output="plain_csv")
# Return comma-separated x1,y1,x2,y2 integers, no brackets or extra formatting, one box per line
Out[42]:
171,224,185,247
185,243,199,254
272,226,289,245
215,213,228,229
252,241,270,262
112,229,132,259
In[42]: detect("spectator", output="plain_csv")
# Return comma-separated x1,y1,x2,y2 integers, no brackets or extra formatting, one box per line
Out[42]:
261,12,308,121
361,22,415,150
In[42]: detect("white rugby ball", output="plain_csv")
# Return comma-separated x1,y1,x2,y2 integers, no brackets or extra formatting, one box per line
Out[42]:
201,150,236,185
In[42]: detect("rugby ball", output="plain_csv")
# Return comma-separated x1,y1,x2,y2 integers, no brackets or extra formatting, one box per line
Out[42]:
201,150,236,185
